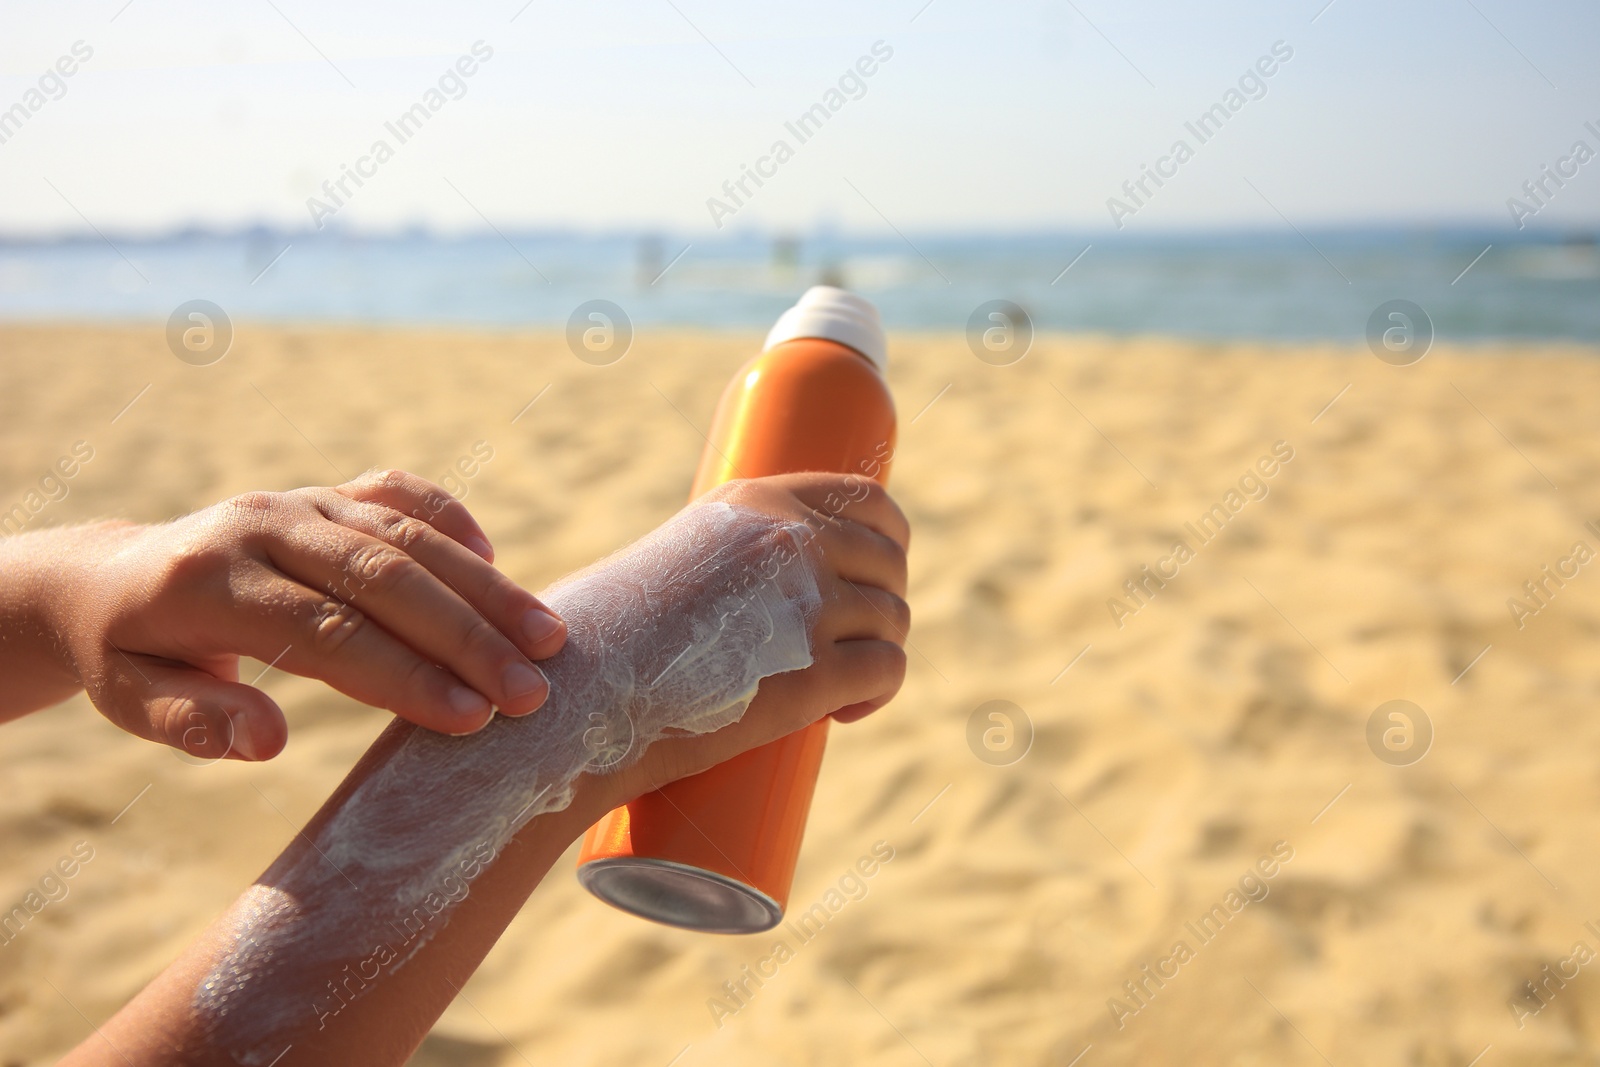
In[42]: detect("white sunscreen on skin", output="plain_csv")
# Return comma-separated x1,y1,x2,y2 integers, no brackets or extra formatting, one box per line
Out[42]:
193,502,823,1056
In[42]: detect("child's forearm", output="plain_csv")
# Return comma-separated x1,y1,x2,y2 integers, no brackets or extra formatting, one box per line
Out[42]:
67,722,625,1066
67,501,827,1065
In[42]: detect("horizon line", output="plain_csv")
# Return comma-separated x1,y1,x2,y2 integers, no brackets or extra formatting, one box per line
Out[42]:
0,220,1596,247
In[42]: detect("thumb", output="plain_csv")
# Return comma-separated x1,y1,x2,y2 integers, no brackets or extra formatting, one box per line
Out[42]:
93,652,288,762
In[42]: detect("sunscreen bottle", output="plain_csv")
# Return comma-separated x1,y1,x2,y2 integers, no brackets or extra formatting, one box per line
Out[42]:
576,286,896,933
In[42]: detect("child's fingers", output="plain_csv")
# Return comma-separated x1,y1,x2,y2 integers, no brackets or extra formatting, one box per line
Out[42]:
260,518,554,717
331,469,495,562
754,638,907,737
807,518,909,598
218,564,502,735
307,493,566,661
831,693,895,724
93,652,287,762
784,473,910,551
823,581,912,645
823,639,908,716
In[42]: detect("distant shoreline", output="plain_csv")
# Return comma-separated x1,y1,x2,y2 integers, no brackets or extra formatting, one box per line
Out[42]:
1,231,1596,342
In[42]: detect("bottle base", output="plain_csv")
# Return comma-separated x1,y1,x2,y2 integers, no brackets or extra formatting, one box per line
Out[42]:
576,857,783,934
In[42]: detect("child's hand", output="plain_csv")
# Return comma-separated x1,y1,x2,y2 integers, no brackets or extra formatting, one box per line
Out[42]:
603,472,910,801
44,470,566,761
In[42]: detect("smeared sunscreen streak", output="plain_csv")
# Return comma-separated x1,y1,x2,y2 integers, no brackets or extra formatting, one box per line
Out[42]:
193,503,822,1057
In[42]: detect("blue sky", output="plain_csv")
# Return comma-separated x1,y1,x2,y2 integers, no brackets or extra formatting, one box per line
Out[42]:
1,0,1596,236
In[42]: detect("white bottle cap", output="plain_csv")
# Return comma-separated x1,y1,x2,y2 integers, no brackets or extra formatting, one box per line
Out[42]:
763,286,888,372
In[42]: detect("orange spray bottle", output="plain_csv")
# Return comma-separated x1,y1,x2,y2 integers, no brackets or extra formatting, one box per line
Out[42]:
575,286,896,933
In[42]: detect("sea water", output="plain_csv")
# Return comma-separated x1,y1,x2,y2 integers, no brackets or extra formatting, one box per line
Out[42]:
0,227,1594,342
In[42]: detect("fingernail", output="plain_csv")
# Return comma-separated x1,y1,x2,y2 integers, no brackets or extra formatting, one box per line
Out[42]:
464,535,494,562
229,725,262,761
502,660,548,704
522,608,564,645
447,685,492,718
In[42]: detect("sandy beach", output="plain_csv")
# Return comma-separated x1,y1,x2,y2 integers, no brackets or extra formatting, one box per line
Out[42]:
3,322,1600,1065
